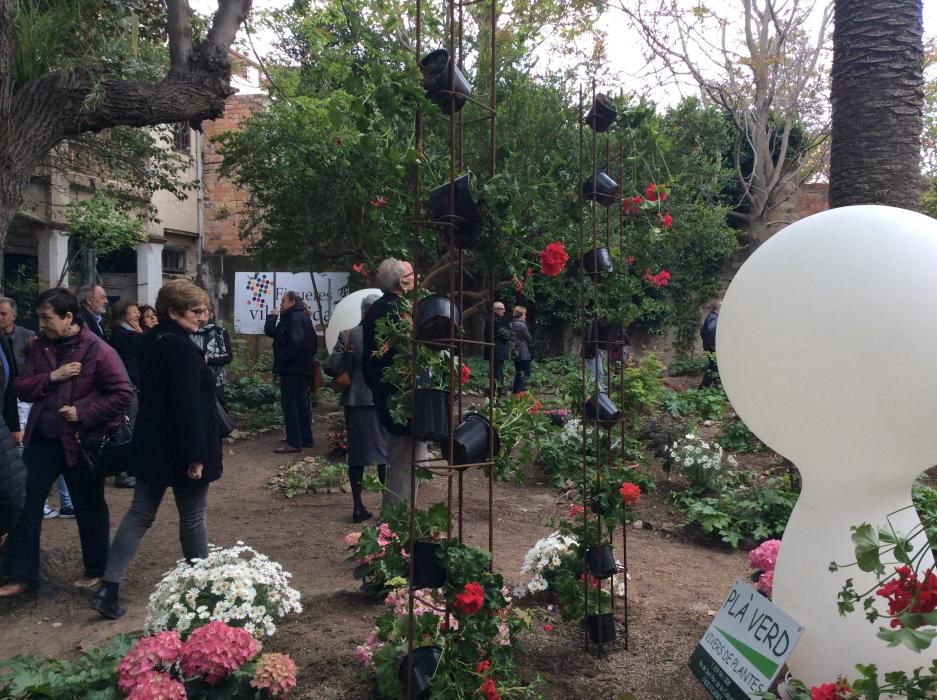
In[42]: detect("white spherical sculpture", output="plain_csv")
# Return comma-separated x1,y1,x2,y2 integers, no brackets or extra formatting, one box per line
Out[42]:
718,205,937,686
325,287,382,351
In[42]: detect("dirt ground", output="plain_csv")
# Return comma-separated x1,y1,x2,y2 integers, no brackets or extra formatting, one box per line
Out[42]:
0,398,749,699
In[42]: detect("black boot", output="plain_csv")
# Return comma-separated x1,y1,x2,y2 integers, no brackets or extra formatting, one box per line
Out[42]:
90,581,125,620
377,463,387,486
349,465,372,523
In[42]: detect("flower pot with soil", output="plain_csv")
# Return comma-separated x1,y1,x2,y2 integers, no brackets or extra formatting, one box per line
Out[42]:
419,49,472,114
587,612,616,645
412,388,451,442
428,173,483,248
583,393,623,424
416,294,462,343
585,545,617,580
583,93,617,133
398,644,442,700
442,413,501,466
581,171,620,206
411,540,447,589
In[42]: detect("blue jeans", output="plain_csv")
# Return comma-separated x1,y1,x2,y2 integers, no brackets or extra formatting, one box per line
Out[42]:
585,351,606,391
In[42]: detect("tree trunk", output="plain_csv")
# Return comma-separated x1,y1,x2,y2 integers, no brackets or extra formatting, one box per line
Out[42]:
830,0,924,208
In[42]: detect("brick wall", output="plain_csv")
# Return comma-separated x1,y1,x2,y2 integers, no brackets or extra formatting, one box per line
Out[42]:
772,181,829,230
201,94,266,255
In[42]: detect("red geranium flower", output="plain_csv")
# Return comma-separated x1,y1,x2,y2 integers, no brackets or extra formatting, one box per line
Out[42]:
480,678,501,700
625,255,635,266
539,242,570,277
528,400,542,414
543,624,554,631
580,573,601,589
619,482,641,505
454,582,485,615
568,504,585,518
460,363,471,386
622,194,643,215
876,566,937,627
525,267,534,277
369,195,389,208
659,213,673,228
475,660,490,674
352,262,367,275
641,268,671,287
645,183,667,202
810,678,852,700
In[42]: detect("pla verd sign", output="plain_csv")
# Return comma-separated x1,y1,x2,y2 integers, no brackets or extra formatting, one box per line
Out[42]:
689,579,805,700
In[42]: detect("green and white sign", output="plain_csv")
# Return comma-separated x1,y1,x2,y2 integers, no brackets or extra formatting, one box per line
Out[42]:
689,579,805,700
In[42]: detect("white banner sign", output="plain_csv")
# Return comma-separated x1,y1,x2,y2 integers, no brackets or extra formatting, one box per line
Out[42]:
234,272,350,335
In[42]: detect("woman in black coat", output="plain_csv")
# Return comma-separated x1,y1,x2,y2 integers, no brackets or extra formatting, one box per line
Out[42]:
108,300,144,388
91,280,220,619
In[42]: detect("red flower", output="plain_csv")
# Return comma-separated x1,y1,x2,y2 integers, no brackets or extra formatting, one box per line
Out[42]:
619,482,641,505
352,262,367,275
645,183,667,202
543,624,554,631
622,195,643,215
810,679,852,700
876,566,937,627
568,504,585,518
641,268,671,287
525,268,534,277
528,400,542,414
475,660,490,674
625,255,635,266
579,573,601,589
460,363,471,386
513,275,526,293
659,213,673,228
369,195,389,208
539,242,570,277
454,581,485,615
480,678,501,700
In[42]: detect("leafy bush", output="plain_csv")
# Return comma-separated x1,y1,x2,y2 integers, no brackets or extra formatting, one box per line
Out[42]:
268,457,348,498
667,356,709,376
226,375,281,431
637,412,693,467
663,386,727,421
719,416,763,453
613,354,667,419
673,471,799,547
913,483,937,547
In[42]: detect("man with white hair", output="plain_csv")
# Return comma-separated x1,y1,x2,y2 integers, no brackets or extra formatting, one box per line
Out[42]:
361,258,427,510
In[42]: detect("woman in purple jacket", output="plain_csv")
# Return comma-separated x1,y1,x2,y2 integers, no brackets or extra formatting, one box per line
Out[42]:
0,288,133,597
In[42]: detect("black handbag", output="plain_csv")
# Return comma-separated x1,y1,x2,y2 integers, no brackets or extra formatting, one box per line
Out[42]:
216,395,234,438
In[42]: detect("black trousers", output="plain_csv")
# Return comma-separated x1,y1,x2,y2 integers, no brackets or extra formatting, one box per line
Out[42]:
700,354,720,389
4,437,109,586
280,374,313,448
492,359,505,393
512,360,531,394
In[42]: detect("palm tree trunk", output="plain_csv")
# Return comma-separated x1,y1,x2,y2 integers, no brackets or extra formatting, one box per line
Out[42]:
830,0,924,208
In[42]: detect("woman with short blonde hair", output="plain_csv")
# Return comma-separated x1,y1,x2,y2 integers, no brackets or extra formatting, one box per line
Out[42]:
510,306,533,394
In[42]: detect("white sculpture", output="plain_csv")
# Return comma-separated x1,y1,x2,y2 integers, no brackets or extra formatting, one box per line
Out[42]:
324,287,382,351
718,205,937,687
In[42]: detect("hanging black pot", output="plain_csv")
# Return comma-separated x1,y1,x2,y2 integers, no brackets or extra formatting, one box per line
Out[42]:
582,171,620,206
416,295,462,342
583,93,617,133
581,247,613,278
583,393,623,424
412,388,451,441
411,540,447,589
586,545,617,580
428,173,483,248
398,645,442,700
419,49,472,114
442,414,501,466
587,613,616,645
598,323,625,345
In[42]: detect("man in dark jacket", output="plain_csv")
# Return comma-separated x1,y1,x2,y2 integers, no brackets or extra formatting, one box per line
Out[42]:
700,300,721,388
265,291,318,453
0,333,23,537
484,301,510,396
76,283,108,339
0,287,133,597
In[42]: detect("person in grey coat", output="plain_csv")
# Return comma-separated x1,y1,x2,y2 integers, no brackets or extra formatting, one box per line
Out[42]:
510,305,534,394
324,294,387,523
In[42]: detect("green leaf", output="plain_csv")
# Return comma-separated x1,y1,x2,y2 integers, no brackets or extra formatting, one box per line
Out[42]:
877,625,937,652
852,523,885,574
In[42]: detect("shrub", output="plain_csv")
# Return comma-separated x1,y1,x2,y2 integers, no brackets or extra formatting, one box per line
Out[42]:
667,355,709,376
638,412,693,465
669,434,735,491
719,416,763,453
663,386,727,421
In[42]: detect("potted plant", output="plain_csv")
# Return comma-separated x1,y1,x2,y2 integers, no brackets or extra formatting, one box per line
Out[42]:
442,414,501,467
419,48,472,114
581,171,620,206
428,173,483,248
583,93,617,133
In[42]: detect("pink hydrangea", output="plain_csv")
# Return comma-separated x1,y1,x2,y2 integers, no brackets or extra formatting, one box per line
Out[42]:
757,569,775,598
250,652,298,697
126,671,187,700
179,621,260,684
748,539,781,573
117,631,183,695
376,523,396,548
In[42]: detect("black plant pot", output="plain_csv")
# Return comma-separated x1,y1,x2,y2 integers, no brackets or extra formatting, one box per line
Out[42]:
587,613,616,645
412,389,451,441
582,171,620,206
398,645,442,700
411,540,447,589
420,49,472,114
416,295,462,342
586,546,617,580
442,414,501,466
583,393,623,424
428,173,483,248
584,93,617,133
598,323,626,346
581,247,613,278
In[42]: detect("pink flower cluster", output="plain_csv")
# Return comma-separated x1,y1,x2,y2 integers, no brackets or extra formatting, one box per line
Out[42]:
376,523,396,548
179,620,261,684
250,652,298,697
748,539,781,598
117,631,184,696
127,672,186,699
355,631,383,669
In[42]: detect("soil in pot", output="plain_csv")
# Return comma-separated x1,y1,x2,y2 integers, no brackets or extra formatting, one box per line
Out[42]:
416,294,462,342
584,93,617,133
419,49,471,114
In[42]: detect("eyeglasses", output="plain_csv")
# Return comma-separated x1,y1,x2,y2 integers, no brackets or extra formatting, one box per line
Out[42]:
188,307,209,317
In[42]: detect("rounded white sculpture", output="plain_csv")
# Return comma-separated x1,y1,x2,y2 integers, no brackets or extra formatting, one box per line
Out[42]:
718,205,937,687
324,287,382,352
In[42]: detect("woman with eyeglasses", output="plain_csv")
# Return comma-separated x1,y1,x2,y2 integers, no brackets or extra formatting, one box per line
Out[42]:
91,280,221,619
